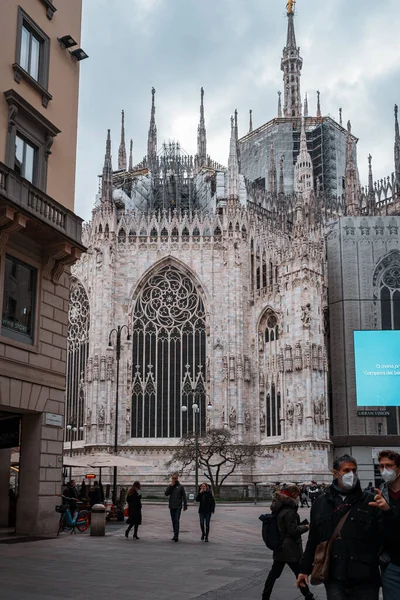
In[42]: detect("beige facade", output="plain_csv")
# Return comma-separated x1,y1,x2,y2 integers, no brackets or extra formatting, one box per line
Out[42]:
0,0,84,535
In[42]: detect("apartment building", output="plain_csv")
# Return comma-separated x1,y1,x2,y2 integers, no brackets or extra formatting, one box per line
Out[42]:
0,0,85,535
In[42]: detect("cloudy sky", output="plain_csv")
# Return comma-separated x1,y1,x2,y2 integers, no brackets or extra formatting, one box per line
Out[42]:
74,0,400,222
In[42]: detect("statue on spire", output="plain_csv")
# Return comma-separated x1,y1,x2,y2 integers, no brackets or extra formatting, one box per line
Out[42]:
287,0,295,15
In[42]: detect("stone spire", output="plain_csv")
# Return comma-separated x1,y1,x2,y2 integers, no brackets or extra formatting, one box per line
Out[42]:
249,109,253,133
339,107,343,126
147,87,157,169
102,129,113,205
316,91,321,118
234,109,241,169
228,116,239,200
295,116,313,193
269,143,277,197
345,120,359,216
368,154,375,214
304,93,308,117
129,139,133,171
197,87,207,168
278,91,282,118
118,110,127,170
394,104,400,186
281,5,303,118
279,155,285,195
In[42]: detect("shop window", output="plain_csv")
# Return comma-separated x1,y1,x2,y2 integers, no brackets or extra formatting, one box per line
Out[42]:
2,255,36,344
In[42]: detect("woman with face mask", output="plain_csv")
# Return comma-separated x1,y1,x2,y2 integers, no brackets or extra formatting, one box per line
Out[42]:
297,454,384,600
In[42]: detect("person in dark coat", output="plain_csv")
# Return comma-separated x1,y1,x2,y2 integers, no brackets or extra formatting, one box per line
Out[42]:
125,481,142,539
262,484,315,600
196,482,215,542
297,454,384,600
88,481,102,508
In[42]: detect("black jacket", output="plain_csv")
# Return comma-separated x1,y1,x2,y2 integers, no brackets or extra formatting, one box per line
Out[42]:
299,481,383,585
165,482,187,510
270,491,308,562
127,489,142,525
88,488,102,507
196,490,215,515
380,482,400,566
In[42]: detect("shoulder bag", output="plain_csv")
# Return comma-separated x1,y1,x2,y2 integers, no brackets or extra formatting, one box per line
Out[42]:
310,509,351,586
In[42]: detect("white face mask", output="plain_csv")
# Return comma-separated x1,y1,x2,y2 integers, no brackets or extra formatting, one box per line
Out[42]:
341,471,358,490
381,468,398,484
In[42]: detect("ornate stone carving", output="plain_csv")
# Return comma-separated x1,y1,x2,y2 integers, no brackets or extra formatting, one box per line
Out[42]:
245,411,251,431
258,330,264,351
229,356,235,381
260,411,266,433
259,370,265,390
98,405,105,427
222,356,228,380
214,338,223,350
295,401,304,424
100,356,106,380
294,341,302,370
284,344,293,372
106,356,113,380
229,407,236,430
126,410,131,434
93,355,99,380
236,355,243,380
244,356,251,381
320,399,326,424
313,400,320,425
86,408,92,427
286,401,294,425
301,303,311,328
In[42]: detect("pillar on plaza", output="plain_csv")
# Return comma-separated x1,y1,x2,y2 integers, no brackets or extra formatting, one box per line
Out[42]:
0,448,11,527
16,413,62,536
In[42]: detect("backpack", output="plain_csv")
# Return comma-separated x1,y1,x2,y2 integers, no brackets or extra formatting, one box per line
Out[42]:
259,511,283,550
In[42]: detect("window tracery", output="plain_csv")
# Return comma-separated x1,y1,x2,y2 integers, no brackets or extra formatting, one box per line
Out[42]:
131,265,206,438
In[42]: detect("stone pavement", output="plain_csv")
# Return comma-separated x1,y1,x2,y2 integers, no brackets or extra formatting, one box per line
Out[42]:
0,504,326,600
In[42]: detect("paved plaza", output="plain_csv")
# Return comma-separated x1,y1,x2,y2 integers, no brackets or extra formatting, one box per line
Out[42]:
0,504,327,600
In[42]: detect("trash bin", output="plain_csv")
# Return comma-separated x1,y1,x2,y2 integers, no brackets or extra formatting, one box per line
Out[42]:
90,504,106,536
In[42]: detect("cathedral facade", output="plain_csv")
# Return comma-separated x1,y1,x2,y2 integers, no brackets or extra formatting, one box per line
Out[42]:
66,6,400,489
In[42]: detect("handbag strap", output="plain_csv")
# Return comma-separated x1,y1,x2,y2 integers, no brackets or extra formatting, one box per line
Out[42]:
326,508,351,553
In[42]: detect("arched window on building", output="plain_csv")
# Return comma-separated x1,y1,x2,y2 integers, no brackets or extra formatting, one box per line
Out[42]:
374,252,400,434
264,313,279,343
66,280,90,442
266,383,281,437
131,265,206,438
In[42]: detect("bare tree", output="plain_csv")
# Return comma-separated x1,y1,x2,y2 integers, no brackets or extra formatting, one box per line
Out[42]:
166,428,264,498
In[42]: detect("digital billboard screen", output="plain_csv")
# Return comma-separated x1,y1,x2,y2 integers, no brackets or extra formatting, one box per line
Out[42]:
354,330,400,407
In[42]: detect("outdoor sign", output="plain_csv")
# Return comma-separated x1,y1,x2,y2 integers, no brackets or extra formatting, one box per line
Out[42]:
0,416,20,449
45,413,63,427
357,410,390,417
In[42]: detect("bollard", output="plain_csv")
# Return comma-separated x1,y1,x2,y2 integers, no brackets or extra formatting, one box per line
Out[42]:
90,503,106,536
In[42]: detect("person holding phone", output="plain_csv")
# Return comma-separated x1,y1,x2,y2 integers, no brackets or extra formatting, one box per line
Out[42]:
196,482,215,542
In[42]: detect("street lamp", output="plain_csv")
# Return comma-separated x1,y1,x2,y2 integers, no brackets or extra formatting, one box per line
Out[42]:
66,418,84,481
108,324,131,507
181,395,213,492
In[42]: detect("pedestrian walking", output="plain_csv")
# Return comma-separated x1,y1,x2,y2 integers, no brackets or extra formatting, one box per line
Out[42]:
369,449,400,600
88,481,102,507
165,473,187,542
297,454,383,600
196,482,215,542
308,482,319,504
125,481,142,539
261,484,315,600
300,484,309,508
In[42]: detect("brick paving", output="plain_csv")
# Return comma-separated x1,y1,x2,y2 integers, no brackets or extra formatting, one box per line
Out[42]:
0,504,326,600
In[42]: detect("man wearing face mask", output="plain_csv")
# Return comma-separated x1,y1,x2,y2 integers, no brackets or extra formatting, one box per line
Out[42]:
296,454,383,600
371,450,400,599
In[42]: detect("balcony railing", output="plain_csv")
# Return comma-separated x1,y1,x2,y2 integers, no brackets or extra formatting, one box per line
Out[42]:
0,161,83,247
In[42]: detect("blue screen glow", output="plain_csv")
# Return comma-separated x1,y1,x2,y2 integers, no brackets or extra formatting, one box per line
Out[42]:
354,330,400,407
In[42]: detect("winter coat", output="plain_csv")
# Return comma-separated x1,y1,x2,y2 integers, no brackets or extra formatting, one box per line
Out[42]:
88,487,102,507
165,482,187,510
380,482,400,566
270,491,308,562
299,480,383,585
126,489,142,525
196,490,215,515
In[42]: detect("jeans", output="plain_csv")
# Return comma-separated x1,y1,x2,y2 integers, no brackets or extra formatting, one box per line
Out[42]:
170,507,182,538
324,581,380,600
262,560,314,600
199,513,211,537
382,563,400,600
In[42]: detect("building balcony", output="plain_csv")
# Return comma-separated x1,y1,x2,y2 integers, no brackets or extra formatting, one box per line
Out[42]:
0,160,84,251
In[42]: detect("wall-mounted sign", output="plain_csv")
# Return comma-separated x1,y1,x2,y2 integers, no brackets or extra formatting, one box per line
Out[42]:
357,410,390,417
0,416,20,449
45,413,63,427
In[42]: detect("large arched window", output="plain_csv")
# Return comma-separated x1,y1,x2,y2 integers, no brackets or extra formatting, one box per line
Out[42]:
66,280,90,441
380,265,400,330
266,384,281,437
131,265,206,438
